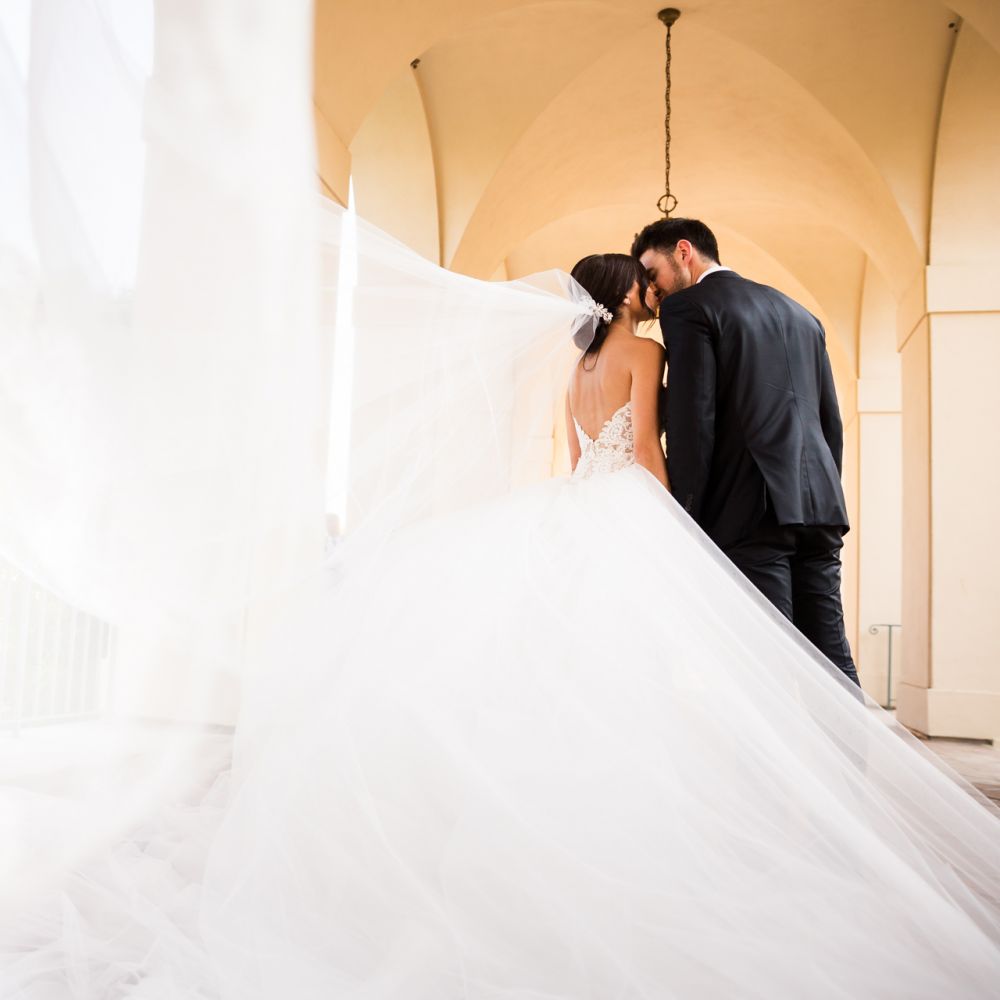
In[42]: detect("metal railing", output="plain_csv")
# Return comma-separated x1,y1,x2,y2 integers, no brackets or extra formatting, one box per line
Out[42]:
868,623,901,710
0,562,115,733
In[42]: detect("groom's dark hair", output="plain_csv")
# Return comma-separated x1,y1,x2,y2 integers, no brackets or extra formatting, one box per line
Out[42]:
631,218,720,264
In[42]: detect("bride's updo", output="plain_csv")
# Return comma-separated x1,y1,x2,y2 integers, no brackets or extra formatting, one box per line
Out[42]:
570,253,648,359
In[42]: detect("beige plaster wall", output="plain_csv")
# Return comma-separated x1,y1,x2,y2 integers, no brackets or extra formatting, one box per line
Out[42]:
896,21,1000,741
927,313,1000,738
897,319,932,731
840,416,860,663
854,260,903,704
929,24,1000,267
349,67,440,263
899,311,1000,742
855,413,903,704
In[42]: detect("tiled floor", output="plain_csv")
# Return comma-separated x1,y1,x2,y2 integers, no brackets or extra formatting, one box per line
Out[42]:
913,733,1000,807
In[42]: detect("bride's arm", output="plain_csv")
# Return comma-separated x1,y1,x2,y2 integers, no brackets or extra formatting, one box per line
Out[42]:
630,341,671,492
565,391,582,472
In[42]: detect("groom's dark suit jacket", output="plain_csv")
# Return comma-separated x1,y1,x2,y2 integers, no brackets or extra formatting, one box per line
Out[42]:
658,270,848,550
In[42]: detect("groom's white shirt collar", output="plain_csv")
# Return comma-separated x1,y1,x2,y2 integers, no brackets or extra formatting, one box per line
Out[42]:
696,263,733,284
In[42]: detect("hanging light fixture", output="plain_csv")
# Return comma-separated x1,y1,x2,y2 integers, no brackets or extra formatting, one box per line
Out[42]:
656,8,681,217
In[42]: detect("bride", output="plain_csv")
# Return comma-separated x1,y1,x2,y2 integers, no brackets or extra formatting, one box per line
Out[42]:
565,252,668,489
3,4,1000,998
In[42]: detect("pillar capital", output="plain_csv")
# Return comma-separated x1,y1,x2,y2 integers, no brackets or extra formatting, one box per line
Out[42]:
897,263,1000,350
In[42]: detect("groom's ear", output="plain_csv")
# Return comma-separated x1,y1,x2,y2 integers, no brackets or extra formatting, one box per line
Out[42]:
675,239,694,263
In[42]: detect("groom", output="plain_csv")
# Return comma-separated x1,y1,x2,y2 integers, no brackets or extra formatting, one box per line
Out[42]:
632,218,860,687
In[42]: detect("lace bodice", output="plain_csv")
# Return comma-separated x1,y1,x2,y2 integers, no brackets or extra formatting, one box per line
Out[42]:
572,401,635,480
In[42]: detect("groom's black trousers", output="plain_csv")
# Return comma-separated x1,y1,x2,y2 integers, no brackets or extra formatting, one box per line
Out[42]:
723,508,861,688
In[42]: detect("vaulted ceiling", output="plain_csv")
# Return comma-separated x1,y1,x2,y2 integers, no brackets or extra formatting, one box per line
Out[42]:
314,0,1000,395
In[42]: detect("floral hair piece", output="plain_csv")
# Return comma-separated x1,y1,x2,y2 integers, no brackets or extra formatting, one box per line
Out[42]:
583,296,614,326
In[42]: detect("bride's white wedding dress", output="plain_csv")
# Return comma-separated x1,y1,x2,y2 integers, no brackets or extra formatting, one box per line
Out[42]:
7,355,1000,999
572,399,635,478
8,381,1000,997
190,399,1000,998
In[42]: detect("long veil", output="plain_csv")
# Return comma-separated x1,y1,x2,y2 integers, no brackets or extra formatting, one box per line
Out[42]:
3,2,1000,997
0,0,588,920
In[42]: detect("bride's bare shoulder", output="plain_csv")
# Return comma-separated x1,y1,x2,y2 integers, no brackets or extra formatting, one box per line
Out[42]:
624,335,665,370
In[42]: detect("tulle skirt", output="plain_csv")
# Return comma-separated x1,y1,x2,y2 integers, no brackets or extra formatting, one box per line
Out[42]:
7,465,1000,998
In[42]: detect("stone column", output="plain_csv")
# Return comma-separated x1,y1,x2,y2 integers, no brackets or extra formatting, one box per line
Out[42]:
853,262,902,707
896,23,1000,742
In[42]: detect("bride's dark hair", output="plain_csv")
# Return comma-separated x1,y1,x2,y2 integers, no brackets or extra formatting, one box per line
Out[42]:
570,253,648,363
